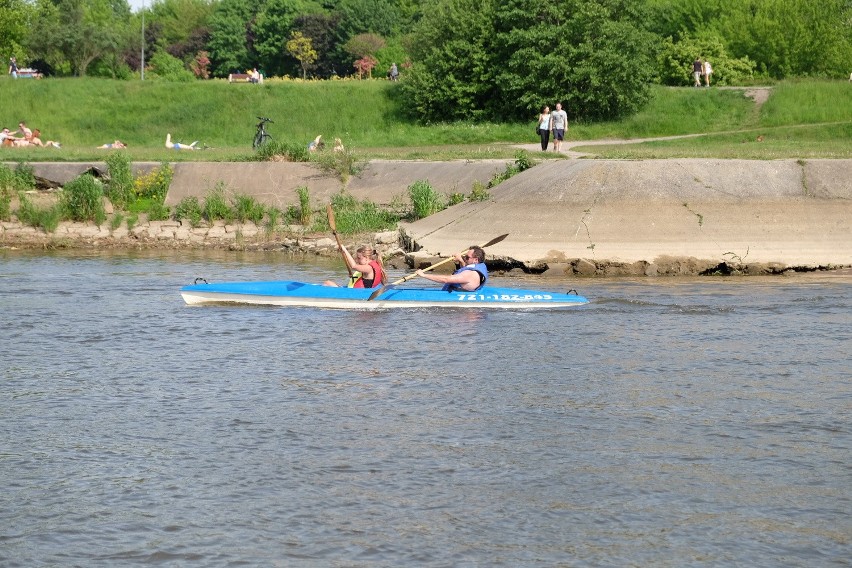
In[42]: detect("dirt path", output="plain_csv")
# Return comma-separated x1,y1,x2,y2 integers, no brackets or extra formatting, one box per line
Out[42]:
517,87,775,158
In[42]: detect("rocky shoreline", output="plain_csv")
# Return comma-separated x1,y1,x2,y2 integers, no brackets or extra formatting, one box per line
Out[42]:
3,216,847,278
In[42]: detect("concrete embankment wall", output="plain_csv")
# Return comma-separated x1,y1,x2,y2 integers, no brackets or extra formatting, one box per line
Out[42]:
401,159,852,273
3,159,850,274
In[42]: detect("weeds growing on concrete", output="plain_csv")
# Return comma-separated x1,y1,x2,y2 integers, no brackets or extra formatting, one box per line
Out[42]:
16,192,62,232
323,191,399,234
104,151,134,210
175,197,203,227
409,179,444,220
62,174,106,225
203,184,233,223
233,194,266,224
296,186,311,225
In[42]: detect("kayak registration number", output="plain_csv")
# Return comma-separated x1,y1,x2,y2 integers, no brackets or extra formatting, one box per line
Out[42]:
457,293,554,302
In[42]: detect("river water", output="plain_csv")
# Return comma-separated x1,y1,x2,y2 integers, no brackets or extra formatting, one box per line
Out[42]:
1,250,849,567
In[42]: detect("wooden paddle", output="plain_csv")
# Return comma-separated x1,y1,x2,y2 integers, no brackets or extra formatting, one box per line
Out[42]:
367,233,509,301
327,204,353,278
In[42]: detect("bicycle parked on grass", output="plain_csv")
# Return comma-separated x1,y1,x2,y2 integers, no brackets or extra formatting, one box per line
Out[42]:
253,117,273,148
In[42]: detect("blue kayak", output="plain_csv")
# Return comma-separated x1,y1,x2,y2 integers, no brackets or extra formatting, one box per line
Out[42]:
180,280,589,310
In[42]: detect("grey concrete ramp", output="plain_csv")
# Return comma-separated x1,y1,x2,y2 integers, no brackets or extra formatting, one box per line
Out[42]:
400,159,852,267
165,160,510,208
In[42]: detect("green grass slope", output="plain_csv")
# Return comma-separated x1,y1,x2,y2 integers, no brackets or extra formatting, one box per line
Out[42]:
1,78,849,161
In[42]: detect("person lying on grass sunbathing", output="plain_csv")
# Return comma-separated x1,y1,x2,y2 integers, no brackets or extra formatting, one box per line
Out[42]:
97,140,127,149
166,133,197,150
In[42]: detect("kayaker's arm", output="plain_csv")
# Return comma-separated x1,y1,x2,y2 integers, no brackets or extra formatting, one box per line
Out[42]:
415,267,479,291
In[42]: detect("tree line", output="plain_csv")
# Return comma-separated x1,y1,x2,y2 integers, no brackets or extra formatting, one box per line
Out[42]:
2,0,850,123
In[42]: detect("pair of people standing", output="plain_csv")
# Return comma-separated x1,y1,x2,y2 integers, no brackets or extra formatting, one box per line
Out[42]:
536,103,568,152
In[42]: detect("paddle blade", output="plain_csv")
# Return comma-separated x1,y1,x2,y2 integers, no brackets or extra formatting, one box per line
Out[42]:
481,233,509,248
326,204,337,233
367,285,390,301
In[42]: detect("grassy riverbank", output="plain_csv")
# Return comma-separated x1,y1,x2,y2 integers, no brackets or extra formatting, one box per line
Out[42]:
1,78,850,162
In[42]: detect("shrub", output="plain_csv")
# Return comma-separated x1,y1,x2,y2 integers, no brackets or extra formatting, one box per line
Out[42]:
62,174,106,224
253,140,309,162
175,196,203,227
147,51,196,82
0,190,10,221
296,186,311,225
146,202,171,221
448,192,465,205
104,151,134,210
0,163,36,194
264,206,281,234
109,213,124,232
469,180,490,202
232,194,265,224
408,179,444,219
134,163,173,203
514,150,534,172
14,163,36,190
16,192,62,232
311,147,363,185
203,185,233,222
326,191,400,234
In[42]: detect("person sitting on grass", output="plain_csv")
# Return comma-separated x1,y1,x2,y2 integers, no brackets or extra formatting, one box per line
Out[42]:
30,129,61,148
166,133,198,150
1,127,24,146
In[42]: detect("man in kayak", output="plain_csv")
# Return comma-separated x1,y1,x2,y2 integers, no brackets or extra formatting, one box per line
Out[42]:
416,246,488,291
324,245,385,288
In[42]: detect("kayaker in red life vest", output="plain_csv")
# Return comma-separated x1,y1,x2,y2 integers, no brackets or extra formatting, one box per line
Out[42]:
416,246,488,292
323,245,386,288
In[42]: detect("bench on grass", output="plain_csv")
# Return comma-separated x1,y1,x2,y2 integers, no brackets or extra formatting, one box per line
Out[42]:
228,73,263,83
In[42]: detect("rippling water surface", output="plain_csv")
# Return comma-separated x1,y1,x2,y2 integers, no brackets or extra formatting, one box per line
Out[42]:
1,250,850,567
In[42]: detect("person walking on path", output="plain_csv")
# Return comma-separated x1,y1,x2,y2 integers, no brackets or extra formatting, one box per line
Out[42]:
703,60,713,87
536,105,552,151
692,57,703,87
551,102,568,152
9,57,18,78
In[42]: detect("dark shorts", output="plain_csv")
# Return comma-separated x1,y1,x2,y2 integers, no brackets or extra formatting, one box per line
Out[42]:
554,129,565,141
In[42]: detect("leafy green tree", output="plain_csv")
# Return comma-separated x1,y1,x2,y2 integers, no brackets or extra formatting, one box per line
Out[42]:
344,32,385,59
493,0,659,121
331,0,401,72
206,0,257,76
254,0,307,77
286,31,317,79
294,12,341,77
717,0,852,78
29,0,131,77
402,0,658,122
0,0,33,65
400,0,495,120
646,0,852,79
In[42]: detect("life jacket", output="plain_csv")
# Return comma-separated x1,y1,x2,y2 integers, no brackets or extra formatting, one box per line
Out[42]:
348,260,384,288
442,263,488,292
